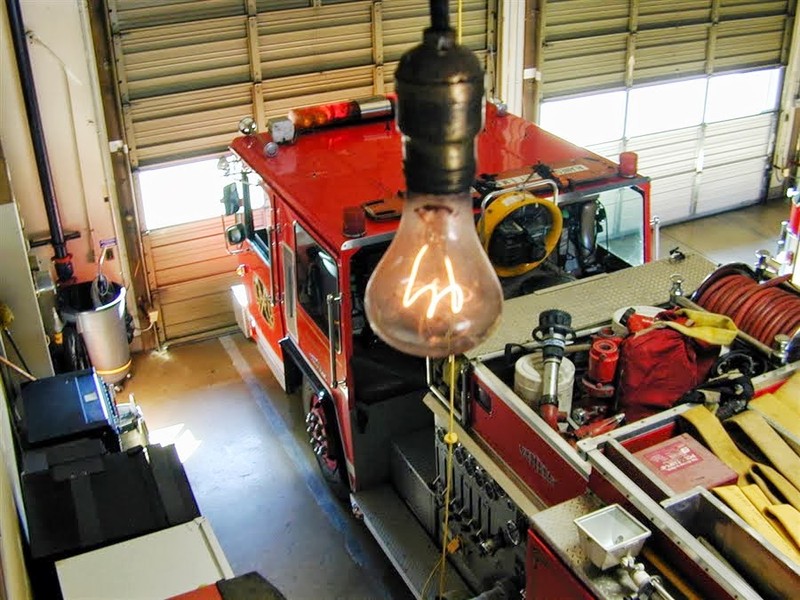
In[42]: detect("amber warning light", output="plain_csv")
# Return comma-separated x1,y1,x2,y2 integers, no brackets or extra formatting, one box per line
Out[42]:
288,96,394,132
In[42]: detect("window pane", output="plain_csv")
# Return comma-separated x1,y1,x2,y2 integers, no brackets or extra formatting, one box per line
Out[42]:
705,68,782,123
626,78,707,137
539,91,627,146
597,187,645,267
295,224,339,346
138,158,265,230
138,158,227,229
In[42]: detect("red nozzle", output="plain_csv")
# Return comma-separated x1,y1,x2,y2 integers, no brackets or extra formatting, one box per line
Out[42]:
539,403,560,432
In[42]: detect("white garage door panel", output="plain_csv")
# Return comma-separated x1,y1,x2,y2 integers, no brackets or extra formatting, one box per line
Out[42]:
585,141,623,162
382,0,488,61
715,16,787,71
120,17,250,100
113,0,494,166
628,128,701,179
262,66,375,118
719,1,788,20
638,1,712,29
545,0,628,40
649,173,695,224
696,158,767,214
256,0,311,12
258,4,373,79
113,0,244,29
539,1,791,101
542,34,627,98
703,114,775,169
634,25,708,84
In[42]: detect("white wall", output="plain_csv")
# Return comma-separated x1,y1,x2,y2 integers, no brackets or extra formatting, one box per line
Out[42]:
0,381,31,600
0,0,127,292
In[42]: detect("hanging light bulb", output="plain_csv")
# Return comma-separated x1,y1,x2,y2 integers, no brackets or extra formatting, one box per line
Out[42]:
365,191,502,357
364,1,502,358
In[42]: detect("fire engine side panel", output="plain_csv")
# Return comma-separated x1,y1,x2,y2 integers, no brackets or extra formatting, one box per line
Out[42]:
277,202,355,475
525,529,594,600
240,245,284,374
470,378,587,506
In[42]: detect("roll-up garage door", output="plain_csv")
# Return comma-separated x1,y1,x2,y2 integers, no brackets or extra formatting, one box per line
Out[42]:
532,0,794,228
105,0,494,342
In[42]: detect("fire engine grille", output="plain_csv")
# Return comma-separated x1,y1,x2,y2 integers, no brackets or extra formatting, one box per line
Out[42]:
467,253,716,358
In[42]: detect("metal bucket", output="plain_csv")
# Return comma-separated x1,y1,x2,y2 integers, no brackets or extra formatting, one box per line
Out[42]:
60,281,131,384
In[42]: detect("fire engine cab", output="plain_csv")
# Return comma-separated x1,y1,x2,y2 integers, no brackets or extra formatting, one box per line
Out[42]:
219,14,800,600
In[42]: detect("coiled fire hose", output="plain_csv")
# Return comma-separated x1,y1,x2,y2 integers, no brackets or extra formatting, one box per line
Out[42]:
695,272,800,347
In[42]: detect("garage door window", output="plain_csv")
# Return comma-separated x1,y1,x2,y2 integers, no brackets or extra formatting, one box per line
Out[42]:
138,157,265,230
625,78,706,137
540,67,782,224
705,70,782,123
538,90,626,146
540,67,781,143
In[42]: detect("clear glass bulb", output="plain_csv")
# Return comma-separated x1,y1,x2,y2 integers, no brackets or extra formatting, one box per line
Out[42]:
365,192,503,357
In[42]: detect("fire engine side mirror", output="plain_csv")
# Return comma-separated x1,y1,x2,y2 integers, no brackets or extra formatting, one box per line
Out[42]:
221,183,241,216
226,223,246,246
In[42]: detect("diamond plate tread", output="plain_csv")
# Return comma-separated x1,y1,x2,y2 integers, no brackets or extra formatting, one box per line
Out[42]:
531,493,632,599
353,486,469,599
468,254,717,358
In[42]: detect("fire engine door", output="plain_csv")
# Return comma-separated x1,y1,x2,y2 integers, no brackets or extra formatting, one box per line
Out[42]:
292,223,345,389
239,185,284,373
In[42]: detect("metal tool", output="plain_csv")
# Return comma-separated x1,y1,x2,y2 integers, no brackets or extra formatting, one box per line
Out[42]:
531,309,576,430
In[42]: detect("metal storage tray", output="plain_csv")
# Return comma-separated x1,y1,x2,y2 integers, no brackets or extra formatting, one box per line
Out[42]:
663,488,800,600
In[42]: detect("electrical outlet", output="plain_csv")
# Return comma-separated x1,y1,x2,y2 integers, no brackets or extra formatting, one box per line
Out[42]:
148,309,159,324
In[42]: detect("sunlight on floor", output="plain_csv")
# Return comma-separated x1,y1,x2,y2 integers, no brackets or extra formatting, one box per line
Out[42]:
149,423,202,463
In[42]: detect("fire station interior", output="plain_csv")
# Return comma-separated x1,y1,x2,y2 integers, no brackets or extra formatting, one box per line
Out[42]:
2,1,800,600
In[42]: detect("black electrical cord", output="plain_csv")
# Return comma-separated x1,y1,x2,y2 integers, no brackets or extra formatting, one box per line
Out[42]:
1,328,31,374
429,0,450,31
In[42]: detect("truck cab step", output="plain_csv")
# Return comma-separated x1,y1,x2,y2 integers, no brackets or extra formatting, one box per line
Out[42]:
352,485,469,599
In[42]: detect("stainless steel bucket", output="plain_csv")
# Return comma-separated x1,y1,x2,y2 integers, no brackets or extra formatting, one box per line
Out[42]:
61,282,131,384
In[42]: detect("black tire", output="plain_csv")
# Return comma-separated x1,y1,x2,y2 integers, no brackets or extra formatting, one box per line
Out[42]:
301,376,350,500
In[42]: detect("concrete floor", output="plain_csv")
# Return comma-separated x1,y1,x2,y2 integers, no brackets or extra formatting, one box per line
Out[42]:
125,335,412,600
661,199,790,265
123,198,791,600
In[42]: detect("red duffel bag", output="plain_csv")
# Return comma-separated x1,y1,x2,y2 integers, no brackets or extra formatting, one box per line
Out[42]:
616,309,737,422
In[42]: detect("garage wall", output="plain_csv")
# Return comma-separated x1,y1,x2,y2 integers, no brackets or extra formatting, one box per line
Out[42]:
0,1,134,314
104,0,495,342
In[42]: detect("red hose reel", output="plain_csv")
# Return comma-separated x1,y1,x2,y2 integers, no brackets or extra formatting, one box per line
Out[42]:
694,267,800,348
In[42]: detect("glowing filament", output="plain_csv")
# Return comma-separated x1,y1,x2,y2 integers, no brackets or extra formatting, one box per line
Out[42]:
402,244,464,319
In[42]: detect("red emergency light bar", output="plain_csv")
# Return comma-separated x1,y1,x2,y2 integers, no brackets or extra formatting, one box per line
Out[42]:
288,96,395,132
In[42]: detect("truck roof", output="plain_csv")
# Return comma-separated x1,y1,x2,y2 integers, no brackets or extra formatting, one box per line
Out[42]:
230,102,640,252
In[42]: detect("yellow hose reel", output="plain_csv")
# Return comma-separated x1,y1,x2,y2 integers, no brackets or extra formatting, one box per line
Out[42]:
477,190,563,278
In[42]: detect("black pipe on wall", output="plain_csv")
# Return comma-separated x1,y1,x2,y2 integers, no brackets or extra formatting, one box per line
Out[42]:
6,0,74,283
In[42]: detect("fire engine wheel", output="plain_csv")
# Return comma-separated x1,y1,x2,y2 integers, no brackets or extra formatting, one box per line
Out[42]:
301,377,350,499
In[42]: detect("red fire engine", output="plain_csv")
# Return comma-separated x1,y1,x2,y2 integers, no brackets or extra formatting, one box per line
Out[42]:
220,11,800,600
